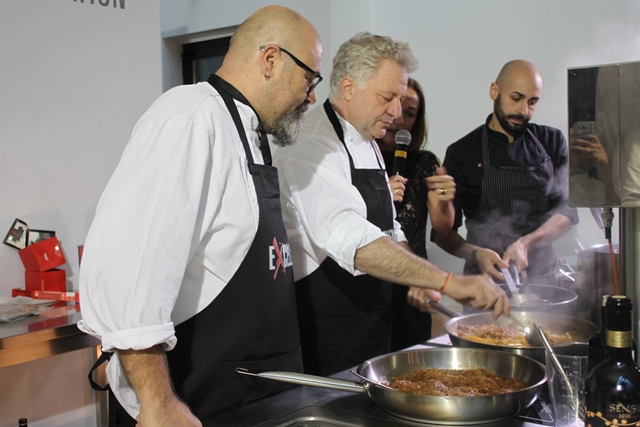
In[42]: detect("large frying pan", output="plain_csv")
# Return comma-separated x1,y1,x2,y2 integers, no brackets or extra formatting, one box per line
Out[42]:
432,303,597,364
502,284,578,313
237,347,546,425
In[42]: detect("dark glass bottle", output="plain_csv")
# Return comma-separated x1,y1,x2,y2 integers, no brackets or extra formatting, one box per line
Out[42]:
588,295,609,374
18,419,27,427
584,295,640,426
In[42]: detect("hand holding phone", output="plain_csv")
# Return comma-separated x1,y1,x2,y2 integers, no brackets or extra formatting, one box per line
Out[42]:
571,120,595,137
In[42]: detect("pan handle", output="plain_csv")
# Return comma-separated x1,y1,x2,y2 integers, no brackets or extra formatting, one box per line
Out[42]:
425,297,464,318
349,369,395,391
235,367,365,393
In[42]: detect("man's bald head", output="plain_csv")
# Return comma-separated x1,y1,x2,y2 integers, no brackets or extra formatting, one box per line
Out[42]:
230,6,316,54
495,59,542,91
221,6,321,78
216,6,323,146
488,60,543,140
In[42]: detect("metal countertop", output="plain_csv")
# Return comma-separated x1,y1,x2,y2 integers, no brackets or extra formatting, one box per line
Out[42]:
0,301,99,368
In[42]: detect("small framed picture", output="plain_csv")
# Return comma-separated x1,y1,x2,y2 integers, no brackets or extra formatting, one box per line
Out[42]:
3,218,29,250
26,229,56,246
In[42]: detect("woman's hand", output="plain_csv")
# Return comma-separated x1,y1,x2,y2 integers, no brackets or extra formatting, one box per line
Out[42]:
425,167,456,201
426,167,456,234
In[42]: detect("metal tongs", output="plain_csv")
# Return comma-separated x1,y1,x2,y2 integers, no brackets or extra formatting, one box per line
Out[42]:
534,323,578,413
500,262,545,306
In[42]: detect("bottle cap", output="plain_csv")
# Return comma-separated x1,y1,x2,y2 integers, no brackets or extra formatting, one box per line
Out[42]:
607,295,632,312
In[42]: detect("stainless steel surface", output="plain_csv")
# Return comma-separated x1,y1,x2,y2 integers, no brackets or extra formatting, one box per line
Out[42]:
574,243,621,324
502,266,519,297
621,208,640,352
349,369,395,391
567,60,640,355
442,283,575,312
504,262,545,305
357,348,546,425
568,63,620,207
444,311,597,364
567,61,640,208
503,284,576,312
0,302,99,368
0,301,106,426
206,345,546,427
502,265,543,305
235,367,365,393
521,318,544,348
426,299,543,347
239,348,546,425
533,324,574,402
256,406,407,427
426,298,464,318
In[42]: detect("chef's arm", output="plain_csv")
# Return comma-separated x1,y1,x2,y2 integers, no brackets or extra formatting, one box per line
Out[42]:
503,213,573,270
427,192,455,235
434,230,507,281
119,345,202,427
433,229,475,260
354,237,510,317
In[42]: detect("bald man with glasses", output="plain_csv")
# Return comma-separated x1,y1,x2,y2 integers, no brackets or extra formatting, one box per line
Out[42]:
78,6,323,426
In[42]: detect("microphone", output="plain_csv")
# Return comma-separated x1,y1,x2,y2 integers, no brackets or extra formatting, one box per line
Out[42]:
391,130,412,176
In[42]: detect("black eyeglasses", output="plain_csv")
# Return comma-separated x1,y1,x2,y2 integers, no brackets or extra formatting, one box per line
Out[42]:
260,45,323,95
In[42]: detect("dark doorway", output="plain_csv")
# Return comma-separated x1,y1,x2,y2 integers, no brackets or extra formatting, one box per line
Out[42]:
182,37,231,84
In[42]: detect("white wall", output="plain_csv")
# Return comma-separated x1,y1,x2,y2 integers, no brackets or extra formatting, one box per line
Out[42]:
160,0,333,93
162,0,640,271
366,0,640,272
0,0,162,296
0,1,161,426
160,0,640,275
2,1,638,425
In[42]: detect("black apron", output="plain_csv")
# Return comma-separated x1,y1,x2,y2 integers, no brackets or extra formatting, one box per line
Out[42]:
464,126,557,284
295,100,395,376
91,75,302,426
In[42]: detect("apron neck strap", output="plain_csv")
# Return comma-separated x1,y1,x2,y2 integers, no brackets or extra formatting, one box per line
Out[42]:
323,99,384,170
208,74,271,166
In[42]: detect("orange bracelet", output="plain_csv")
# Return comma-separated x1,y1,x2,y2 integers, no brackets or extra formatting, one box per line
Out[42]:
440,272,454,295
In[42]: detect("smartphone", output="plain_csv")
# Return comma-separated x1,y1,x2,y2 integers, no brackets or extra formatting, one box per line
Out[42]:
572,120,595,136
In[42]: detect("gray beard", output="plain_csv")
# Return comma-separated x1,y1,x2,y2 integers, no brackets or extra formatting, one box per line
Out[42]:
271,102,308,147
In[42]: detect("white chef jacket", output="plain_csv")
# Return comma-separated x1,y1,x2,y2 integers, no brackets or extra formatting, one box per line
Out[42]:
271,103,406,281
77,81,265,416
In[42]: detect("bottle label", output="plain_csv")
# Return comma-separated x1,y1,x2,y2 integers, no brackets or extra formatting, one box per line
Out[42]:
586,404,640,426
607,330,633,348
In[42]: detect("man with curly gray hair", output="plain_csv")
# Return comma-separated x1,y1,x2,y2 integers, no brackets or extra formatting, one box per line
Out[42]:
272,32,509,376
327,32,417,101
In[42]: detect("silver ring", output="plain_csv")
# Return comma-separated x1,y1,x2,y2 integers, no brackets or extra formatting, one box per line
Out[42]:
394,189,400,194
439,189,447,195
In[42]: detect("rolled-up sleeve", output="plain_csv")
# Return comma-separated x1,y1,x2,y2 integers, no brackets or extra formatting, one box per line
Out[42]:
280,137,387,275
78,114,214,352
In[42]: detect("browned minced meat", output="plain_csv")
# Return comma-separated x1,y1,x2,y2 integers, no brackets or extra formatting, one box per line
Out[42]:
456,324,577,347
388,368,525,396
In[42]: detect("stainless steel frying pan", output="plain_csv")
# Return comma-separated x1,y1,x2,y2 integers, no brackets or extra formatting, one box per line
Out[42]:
502,284,578,312
237,347,546,425
432,305,597,364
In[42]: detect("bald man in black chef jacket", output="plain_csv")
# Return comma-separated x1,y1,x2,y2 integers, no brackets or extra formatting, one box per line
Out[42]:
434,59,579,291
